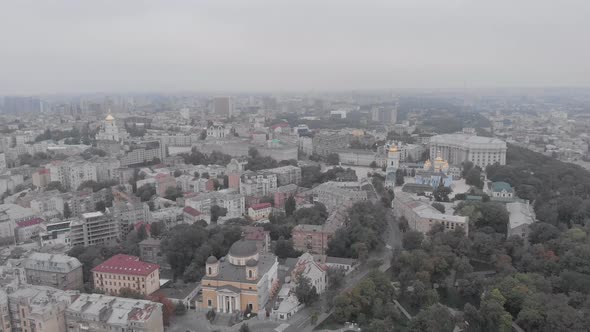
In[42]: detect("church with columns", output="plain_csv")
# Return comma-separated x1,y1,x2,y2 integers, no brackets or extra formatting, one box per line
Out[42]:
200,239,279,314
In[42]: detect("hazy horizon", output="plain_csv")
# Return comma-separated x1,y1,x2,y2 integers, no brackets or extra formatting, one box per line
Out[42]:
2,0,590,95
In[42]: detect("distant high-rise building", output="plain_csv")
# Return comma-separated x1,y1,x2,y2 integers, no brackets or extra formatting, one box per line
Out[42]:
2,96,41,114
371,105,397,124
213,97,233,117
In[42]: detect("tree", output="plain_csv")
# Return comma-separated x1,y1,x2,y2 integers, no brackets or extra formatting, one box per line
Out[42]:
464,289,512,332
210,205,227,223
433,184,451,202
395,169,405,186
174,302,187,316
173,169,182,177
136,184,156,202
294,276,319,306
63,202,72,219
164,186,182,201
398,216,409,233
465,167,483,189
239,324,251,332
274,238,300,259
409,304,455,332
285,195,296,216
326,153,340,165
118,287,143,299
137,224,148,241
402,231,424,250
150,221,164,238
47,181,66,193
370,161,378,168
147,293,175,326
431,202,445,213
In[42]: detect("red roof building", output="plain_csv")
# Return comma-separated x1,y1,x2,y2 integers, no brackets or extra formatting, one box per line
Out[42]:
249,203,272,211
92,254,160,296
16,217,44,228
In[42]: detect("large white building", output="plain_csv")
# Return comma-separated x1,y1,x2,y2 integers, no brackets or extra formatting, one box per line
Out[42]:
429,134,507,169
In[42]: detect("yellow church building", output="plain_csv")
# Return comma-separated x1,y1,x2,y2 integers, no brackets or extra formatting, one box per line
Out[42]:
200,239,279,314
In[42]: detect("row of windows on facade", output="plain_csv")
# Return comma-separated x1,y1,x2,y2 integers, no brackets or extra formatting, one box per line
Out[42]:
96,274,145,281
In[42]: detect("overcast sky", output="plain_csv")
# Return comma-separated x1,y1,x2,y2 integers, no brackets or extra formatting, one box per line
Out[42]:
1,0,589,94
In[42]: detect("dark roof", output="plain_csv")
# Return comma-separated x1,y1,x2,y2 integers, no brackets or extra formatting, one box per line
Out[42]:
492,181,514,193
157,282,200,300
206,256,218,264
228,240,258,258
202,254,276,284
326,256,357,265
246,259,258,267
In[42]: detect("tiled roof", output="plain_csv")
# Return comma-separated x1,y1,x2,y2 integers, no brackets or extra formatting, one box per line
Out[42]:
183,206,202,217
16,217,44,228
91,254,159,276
250,203,271,210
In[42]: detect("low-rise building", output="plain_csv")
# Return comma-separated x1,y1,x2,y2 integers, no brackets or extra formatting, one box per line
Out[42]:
291,224,334,255
247,203,272,221
65,293,164,332
392,191,469,234
91,254,160,296
291,253,327,294
139,238,162,264
200,240,279,314
15,217,46,242
490,181,515,202
183,206,210,224
506,201,536,240
24,253,83,291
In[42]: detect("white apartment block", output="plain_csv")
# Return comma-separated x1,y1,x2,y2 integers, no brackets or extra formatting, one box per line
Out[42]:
429,134,507,169
266,165,302,186
68,211,120,247
185,190,245,219
240,171,278,197
48,161,97,191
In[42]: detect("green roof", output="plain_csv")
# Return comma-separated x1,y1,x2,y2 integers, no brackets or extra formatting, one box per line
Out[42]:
491,181,513,193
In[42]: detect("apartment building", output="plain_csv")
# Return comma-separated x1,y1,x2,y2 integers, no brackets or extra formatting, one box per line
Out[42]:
48,160,98,191
91,254,160,296
185,190,245,219
24,253,83,291
7,285,77,332
65,294,163,332
267,165,302,186
240,171,277,197
68,211,120,247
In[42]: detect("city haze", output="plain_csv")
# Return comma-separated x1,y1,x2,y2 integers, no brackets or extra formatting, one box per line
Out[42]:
1,0,590,94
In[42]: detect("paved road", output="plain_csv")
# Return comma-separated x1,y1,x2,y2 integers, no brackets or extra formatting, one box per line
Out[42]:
284,203,402,332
